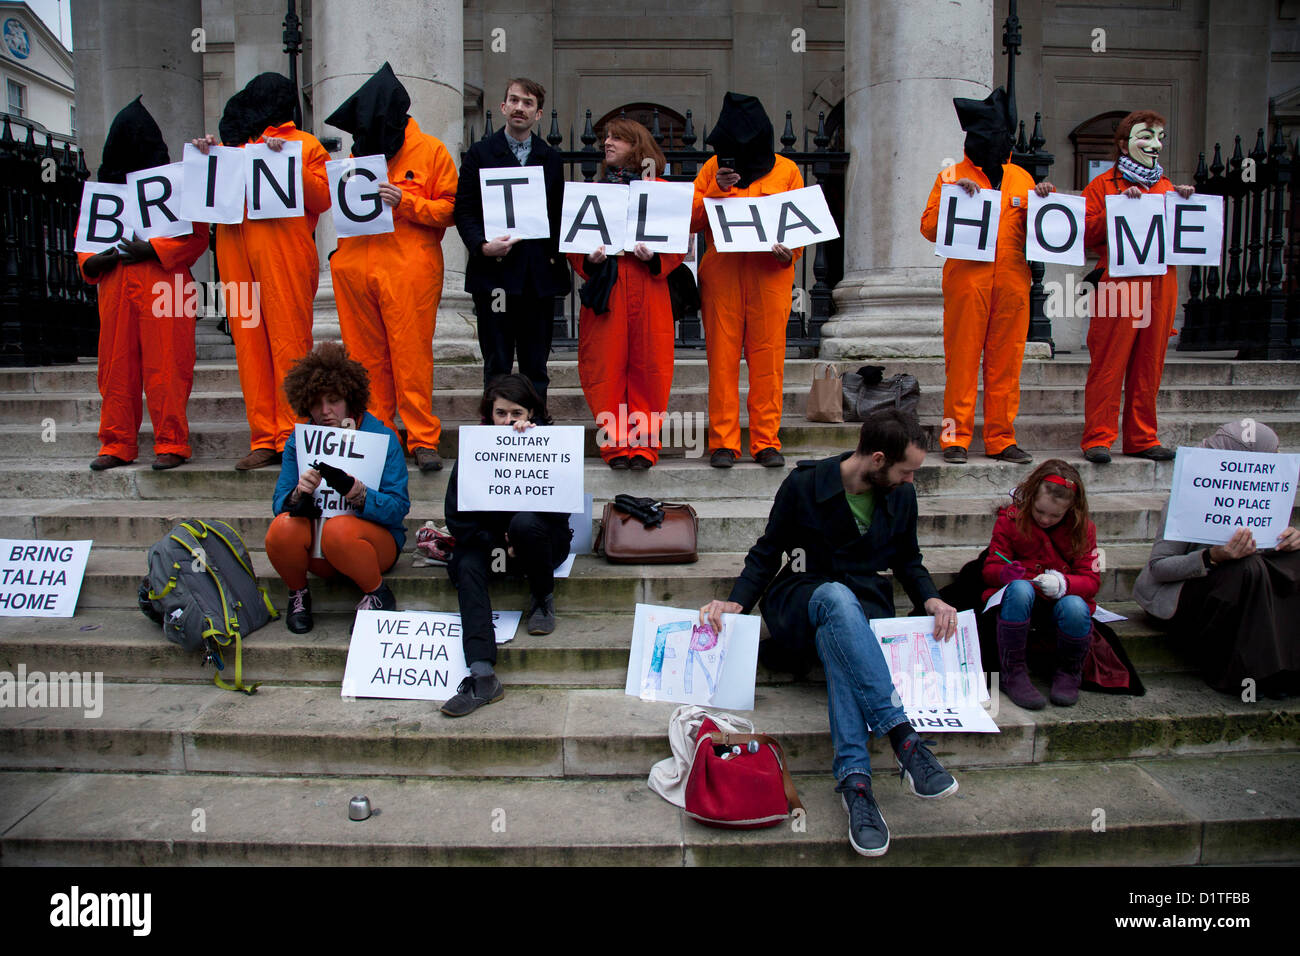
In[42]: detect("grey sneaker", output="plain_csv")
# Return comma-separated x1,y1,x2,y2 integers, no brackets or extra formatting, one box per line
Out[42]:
894,732,958,799
836,774,889,857
440,674,505,717
526,593,556,635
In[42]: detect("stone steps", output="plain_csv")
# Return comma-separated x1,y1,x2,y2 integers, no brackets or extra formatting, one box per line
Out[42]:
0,602,1186,689
12,411,1300,459
4,754,1297,865
66,544,1157,611
2,673,1293,780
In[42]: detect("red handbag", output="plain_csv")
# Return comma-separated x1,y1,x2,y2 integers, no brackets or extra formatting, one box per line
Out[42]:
683,717,804,829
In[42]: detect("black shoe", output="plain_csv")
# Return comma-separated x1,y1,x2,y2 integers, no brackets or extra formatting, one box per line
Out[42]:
628,455,652,470
1126,444,1176,461
1083,446,1112,464
608,455,631,470
942,446,967,464
836,774,889,857
754,448,785,468
286,587,313,633
709,449,737,468
90,454,131,471
526,592,556,635
414,447,444,472
992,444,1033,464
440,674,505,717
356,583,397,612
894,732,958,799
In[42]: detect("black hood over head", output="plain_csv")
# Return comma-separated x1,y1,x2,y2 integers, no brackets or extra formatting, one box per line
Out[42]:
325,62,411,160
706,91,776,188
954,87,1016,187
219,72,298,146
98,96,169,184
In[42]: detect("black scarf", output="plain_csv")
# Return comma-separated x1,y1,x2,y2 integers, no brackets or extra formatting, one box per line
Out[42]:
706,91,776,189
325,62,411,160
99,96,169,184
953,87,1015,189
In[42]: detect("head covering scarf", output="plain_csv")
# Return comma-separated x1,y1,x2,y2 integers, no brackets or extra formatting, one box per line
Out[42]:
218,73,298,146
324,62,411,160
706,92,776,189
953,87,1016,188
98,96,169,184
1200,420,1280,454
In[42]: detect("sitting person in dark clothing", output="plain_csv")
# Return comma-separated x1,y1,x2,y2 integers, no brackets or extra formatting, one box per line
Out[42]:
441,374,573,717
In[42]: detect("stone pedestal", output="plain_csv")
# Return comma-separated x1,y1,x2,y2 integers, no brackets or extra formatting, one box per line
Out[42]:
311,0,477,360
820,0,993,358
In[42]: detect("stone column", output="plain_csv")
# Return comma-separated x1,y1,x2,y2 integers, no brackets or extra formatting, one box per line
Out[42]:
312,0,476,359
820,0,993,358
71,0,205,176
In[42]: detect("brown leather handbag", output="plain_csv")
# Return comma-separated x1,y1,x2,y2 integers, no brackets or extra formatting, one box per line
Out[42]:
595,500,699,564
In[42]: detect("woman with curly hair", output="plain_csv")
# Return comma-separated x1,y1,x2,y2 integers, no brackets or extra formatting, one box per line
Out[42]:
568,118,683,470
266,342,410,632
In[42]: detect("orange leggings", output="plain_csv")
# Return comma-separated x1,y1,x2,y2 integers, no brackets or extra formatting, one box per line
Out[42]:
265,513,398,593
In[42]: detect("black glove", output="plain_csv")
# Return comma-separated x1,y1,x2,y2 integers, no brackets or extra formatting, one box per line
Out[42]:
310,460,356,496
613,493,664,528
288,492,321,518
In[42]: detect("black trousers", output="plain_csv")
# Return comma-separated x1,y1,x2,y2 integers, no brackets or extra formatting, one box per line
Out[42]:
472,291,557,403
447,512,571,666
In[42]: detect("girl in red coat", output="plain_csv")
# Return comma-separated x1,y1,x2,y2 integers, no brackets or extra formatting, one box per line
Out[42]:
982,460,1099,708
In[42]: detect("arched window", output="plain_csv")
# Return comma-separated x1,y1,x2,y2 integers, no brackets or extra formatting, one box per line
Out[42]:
594,103,690,149
1069,111,1127,190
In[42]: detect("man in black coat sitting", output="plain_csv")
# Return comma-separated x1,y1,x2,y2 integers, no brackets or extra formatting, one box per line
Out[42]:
701,409,961,858
454,78,571,403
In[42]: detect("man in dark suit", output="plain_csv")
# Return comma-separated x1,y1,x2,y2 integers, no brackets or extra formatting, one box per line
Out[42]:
455,78,571,402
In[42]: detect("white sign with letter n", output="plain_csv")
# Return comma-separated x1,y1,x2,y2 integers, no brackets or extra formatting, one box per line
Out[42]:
244,140,304,220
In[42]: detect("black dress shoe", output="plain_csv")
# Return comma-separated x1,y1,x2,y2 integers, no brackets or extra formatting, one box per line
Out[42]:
608,456,630,470
628,455,652,470
440,674,505,717
754,448,785,468
942,446,967,464
1126,445,1175,461
286,587,313,633
1083,446,1112,464
709,449,737,468
992,444,1032,464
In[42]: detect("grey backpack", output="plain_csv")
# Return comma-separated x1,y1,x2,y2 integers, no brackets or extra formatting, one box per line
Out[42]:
137,518,277,693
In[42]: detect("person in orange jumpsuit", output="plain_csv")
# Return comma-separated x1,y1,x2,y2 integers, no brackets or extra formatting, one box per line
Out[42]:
80,96,209,472
192,73,331,471
921,87,1053,466
325,63,459,474
1081,110,1195,463
567,119,684,470
691,92,803,469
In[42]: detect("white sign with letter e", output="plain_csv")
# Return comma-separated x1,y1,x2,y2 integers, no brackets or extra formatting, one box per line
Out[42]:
456,425,584,514
1164,192,1224,266
0,539,92,617
480,166,550,240
934,184,1001,262
1163,447,1300,546
326,154,394,238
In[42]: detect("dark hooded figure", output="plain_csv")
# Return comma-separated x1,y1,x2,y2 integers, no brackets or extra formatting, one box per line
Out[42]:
704,91,776,189
80,97,209,472
324,61,410,160
921,85,1053,467
953,86,1015,188
324,62,459,473
690,91,804,469
98,95,169,184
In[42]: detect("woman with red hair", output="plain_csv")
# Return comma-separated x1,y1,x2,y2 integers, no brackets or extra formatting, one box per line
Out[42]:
569,119,684,470
1080,110,1195,464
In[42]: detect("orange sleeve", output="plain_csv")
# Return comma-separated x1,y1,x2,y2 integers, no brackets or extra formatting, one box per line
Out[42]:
654,251,686,276
77,251,107,286
1083,174,1109,257
567,251,590,280
396,137,458,229
150,221,209,274
920,170,946,243
301,135,332,217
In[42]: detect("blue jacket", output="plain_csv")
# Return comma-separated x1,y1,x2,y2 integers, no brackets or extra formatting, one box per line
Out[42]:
273,412,411,550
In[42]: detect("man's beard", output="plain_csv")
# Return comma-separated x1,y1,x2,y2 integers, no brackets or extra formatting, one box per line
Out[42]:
866,468,899,493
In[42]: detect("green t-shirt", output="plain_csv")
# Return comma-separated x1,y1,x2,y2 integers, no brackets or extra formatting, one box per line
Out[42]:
846,490,875,535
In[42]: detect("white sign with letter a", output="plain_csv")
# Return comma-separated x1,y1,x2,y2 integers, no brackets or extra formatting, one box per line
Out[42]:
1105,193,1166,277
74,182,134,254
326,154,394,238
180,143,246,224
558,182,628,254
126,162,191,240
244,140,304,220
934,184,1001,262
1164,192,1224,266
1163,447,1300,546
456,425,584,514
480,166,550,240
1025,192,1086,266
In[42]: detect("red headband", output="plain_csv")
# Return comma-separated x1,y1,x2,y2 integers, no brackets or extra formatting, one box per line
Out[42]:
1044,474,1076,491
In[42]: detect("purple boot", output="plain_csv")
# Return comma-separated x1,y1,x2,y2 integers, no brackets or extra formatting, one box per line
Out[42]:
997,617,1046,710
1050,628,1092,707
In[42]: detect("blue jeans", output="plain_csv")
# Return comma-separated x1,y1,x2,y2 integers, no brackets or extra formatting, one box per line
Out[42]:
1000,579,1092,638
808,581,909,782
